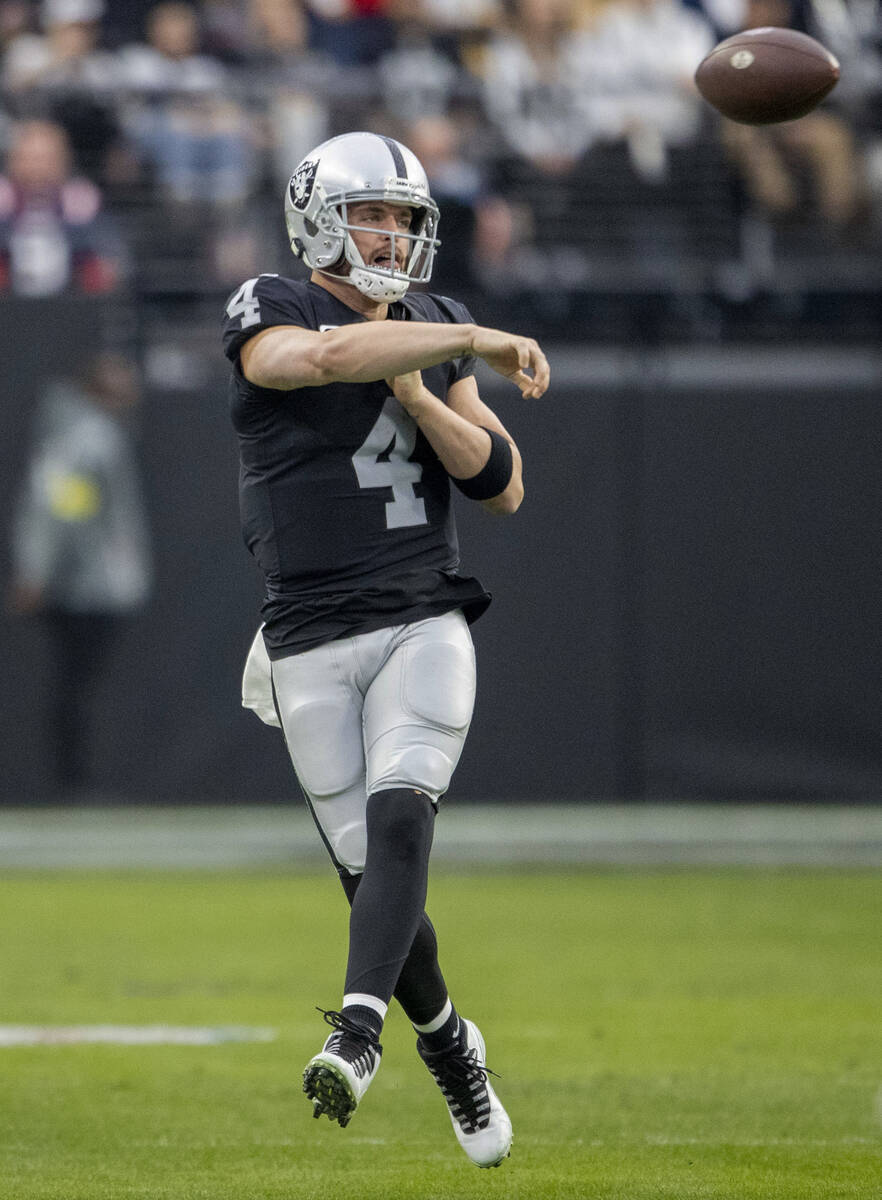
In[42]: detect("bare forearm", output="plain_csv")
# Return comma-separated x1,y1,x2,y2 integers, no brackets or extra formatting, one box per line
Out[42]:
404,387,524,512
409,392,493,478
324,321,477,383
244,321,477,389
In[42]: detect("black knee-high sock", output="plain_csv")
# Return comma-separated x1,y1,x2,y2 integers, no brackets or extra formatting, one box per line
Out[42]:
394,911,451,1026
340,869,450,1027
342,788,435,1006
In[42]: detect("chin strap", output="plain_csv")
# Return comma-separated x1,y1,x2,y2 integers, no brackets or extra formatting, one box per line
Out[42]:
349,266,410,302
315,266,410,303
343,229,412,301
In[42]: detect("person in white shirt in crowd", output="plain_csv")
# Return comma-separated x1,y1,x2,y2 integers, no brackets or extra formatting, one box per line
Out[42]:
578,0,715,182
477,0,595,177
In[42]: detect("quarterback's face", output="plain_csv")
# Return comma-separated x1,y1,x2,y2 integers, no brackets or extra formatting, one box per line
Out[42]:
346,201,414,272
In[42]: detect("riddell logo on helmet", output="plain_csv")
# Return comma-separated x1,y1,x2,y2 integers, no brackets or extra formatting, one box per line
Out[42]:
385,176,427,195
290,160,318,210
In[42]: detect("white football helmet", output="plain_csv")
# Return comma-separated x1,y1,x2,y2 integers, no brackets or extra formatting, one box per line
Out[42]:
284,131,440,302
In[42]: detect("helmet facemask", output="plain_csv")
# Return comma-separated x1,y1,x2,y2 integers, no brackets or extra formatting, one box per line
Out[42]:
336,199,439,302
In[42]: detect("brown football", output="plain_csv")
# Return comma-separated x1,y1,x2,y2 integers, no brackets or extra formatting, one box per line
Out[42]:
694,26,840,124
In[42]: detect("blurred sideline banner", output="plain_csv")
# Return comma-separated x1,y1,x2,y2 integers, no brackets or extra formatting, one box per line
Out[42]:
1,300,881,803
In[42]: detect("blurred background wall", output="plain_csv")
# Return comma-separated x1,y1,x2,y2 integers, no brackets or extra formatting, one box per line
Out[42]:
1,0,880,805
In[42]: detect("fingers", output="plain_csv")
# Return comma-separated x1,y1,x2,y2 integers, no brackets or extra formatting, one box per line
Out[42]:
505,370,530,394
511,339,550,398
473,326,550,397
527,343,550,397
388,369,423,399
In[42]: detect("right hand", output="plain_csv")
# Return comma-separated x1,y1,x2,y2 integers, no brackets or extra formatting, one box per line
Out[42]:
469,327,550,399
387,369,430,419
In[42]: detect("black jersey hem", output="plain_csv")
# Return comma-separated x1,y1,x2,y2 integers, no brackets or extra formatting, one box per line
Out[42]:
262,574,491,659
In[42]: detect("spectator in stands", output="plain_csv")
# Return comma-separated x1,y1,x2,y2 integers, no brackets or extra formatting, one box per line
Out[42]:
582,0,714,182
802,0,882,224
409,0,502,71
476,0,594,176
2,0,111,93
239,0,311,67
200,0,254,62
205,0,331,284
117,1,256,208
377,13,460,121
0,0,39,87
418,0,502,39
0,116,126,294
0,1,30,142
718,0,869,235
303,0,398,67
402,112,538,297
8,348,153,795
404,112,517,291
1,0,136,185
807,0,882,124
239,0,329,189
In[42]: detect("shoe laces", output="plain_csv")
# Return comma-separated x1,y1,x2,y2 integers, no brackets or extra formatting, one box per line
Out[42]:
420,1038,499,1133
318,1008,381,1078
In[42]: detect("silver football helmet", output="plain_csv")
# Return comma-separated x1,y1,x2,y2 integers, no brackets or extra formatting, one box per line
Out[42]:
284,131,440,302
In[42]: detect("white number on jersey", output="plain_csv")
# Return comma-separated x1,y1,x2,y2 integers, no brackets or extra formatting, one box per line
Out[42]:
352,397,428,530
225,274,278,329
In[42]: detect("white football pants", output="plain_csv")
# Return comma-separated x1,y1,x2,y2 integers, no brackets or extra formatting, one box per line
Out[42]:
267,610,476,874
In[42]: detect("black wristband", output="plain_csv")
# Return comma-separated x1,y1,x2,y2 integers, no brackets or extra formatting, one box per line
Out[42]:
451,428,514,501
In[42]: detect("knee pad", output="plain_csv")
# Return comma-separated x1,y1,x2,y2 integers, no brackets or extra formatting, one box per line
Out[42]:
399,744,455,794
366,788,435,867
328,817,368,875
369,741,457,800
299,777,369,874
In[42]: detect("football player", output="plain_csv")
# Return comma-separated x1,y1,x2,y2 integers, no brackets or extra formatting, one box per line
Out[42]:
222,131,549,1168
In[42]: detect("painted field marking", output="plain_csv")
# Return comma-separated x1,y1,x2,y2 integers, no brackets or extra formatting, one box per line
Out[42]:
0,1025,276,1046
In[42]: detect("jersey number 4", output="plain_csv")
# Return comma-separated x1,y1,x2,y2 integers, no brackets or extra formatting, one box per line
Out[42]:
225,275,278,328
352,397,428,529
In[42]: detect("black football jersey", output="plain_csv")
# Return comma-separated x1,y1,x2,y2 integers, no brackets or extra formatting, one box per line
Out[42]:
222,274,491,656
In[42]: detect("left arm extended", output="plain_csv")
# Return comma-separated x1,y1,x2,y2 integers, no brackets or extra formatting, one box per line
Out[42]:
389,371,524,515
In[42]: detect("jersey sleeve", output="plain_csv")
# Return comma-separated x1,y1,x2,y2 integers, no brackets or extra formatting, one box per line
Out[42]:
439,297,478,386
398,292,478,386
222,274,312,362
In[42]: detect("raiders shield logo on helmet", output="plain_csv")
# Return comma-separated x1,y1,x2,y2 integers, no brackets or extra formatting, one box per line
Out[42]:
289,159,318,211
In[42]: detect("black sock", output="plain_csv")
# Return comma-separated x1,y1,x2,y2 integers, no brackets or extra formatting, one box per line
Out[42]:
338,876,451,1026
340,1003,383,1042
414,1000,464,1053
394,912,450,1024
343,788,435,1003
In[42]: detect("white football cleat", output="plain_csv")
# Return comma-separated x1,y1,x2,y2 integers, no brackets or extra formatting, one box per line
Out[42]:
302,1009,382,1128
417,1018,512,1168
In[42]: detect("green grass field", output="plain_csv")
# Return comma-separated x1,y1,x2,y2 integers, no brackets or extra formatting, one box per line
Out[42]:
1,867,880,1199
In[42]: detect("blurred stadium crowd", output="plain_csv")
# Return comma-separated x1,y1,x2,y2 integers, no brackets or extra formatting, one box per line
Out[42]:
1,0,881,339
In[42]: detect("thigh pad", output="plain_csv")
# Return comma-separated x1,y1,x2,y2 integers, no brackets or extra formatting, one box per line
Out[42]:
365,612,476,800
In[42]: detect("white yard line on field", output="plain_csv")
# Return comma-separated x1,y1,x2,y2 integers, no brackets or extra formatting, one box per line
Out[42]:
0,1025,277,1046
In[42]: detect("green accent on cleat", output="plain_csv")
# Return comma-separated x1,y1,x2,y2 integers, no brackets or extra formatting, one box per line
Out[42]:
303,1062,357,1126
